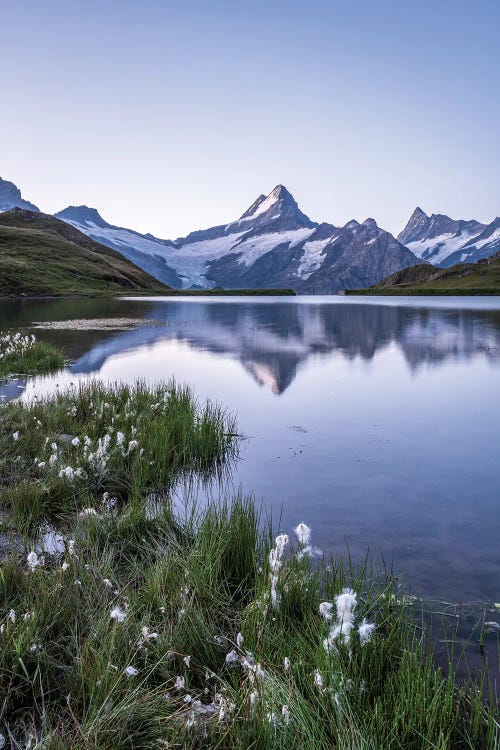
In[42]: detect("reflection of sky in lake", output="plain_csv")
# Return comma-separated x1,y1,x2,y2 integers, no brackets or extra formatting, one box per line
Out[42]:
1,295,499,602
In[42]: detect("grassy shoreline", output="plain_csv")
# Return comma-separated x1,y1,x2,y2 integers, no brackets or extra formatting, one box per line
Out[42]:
0,333,66,379
0,383,498,748
0,288,296,300
346,288,500,296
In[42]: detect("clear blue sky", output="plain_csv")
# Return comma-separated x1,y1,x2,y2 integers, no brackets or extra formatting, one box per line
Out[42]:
1,0,498,238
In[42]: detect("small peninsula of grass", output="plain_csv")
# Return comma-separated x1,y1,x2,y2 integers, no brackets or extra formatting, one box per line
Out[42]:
0,381,237,531
0,383,498,748
0,332,66,379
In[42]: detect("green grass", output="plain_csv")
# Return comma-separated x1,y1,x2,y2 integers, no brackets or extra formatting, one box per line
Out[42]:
0,384,498,748
0,209,168,297
0,380,238,531
0,338,66,379
347,253,500,295
0,498,498,748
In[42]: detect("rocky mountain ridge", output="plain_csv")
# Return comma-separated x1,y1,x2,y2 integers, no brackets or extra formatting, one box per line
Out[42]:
1,176,498,292
398,207,499,267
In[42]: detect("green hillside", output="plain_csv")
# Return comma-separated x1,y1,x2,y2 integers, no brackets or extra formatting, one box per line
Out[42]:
346,252,500,295
0,209,168,296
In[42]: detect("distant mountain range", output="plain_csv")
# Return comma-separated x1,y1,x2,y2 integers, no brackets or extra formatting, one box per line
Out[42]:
397,207,500,267
1,176,498,293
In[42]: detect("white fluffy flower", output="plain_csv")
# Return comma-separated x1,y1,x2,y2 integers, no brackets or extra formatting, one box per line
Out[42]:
110,606,127,623
293,522,311,546
314,669,323,690
78,507,98,518
358,618,376,646
174,675,185,690
124,665,138,677
324,619,354,651
27,551,43,572
319,601,334,620
236,632,244,648
275,533,289,555
58,466,75,481
335,588,357,622
12,431,19,442
283,656,290,671
225,649,240,665
71,437,80,447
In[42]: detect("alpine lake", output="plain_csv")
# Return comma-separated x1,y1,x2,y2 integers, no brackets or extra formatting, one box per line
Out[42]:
1,294,499,677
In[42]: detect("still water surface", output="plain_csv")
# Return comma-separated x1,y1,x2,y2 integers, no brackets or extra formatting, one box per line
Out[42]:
1,295,499,603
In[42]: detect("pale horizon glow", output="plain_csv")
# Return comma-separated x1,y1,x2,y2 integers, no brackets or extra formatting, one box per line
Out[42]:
1,0,499,240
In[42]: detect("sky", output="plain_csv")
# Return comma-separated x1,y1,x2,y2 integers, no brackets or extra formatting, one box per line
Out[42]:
1,0,499,239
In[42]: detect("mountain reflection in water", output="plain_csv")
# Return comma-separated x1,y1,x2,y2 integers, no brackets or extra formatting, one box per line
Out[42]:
65,300,500,394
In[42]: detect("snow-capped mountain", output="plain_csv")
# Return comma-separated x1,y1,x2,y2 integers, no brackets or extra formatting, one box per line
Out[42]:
56,185,418,292
3,174,497,291
0,177,40,213
398,207,500,267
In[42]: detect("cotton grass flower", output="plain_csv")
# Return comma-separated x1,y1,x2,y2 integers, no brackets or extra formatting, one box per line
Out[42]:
236,632,244,648
268,533,289,608
110,605,127,623
174,675,185,690
78,507,98,518
58,466,75,481
358,618,376,645
71,437,80,447
27,551,44,572
319,601,334,620
293,522,311,546
12,431,19,442
335,588,357,622
225,649,240,665
324,618,354,650
124,665,138,678
314,669,324,691
283,656,290,671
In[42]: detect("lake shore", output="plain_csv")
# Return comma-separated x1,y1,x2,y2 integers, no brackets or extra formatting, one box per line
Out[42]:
0,288,296,300
0,378,498,747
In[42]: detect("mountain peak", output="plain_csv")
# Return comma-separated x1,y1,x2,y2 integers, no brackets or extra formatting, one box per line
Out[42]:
398,206,433,244
236,184,315,232
239,184,296,221
412,206,428,219
55,205,108,228
0,177,40,213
